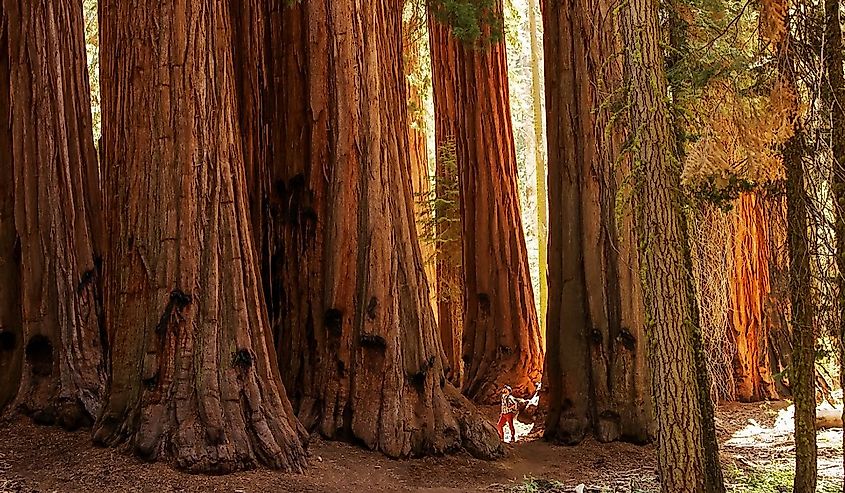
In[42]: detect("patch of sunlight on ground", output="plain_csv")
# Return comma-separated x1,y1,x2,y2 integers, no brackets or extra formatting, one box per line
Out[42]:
724,402,843,486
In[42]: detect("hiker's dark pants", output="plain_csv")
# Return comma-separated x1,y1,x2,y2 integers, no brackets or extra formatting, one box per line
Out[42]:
497,412,515,441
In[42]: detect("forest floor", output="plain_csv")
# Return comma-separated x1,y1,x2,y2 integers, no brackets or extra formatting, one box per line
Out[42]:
0,402,842,493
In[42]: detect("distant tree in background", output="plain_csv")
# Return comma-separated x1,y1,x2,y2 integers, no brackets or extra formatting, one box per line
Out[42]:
429,0,543,403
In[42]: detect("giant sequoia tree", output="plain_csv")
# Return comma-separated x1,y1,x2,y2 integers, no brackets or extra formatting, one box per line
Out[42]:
428,2,544,402
618,0,725,490
266,0,502,459
727,193,779,402
0,0,105,429
541,0,654,446
92,0,307,472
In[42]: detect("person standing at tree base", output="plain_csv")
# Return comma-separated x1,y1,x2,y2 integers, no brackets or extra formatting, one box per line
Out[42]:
497,385,519,442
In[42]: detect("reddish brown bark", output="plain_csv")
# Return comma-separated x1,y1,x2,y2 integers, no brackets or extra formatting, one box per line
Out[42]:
2,0,105,429
93,0,307,472
727,193,778,402
0,4,22,412
267,0,502,459
541,0,654,445
229,0,268,249
429,3,543,403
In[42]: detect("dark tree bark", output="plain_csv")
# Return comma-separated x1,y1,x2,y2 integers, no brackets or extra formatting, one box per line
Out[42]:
618,0,725,490
0,4,22,412
429,2,544,403
823,0,845,486
541,0,654,446
92,0,307,473
1,0,105,429
267,0,502,459
728,193,779,402
777,22,817,493
783,124,817,493
229,0,268,249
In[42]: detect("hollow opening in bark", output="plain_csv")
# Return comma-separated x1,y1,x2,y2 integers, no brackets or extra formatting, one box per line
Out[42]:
325,309,343,336
25,335,53,377
0,329,16,352
232,348,254,369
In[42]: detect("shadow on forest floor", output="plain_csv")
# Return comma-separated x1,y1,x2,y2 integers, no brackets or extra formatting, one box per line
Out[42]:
0,402,841,493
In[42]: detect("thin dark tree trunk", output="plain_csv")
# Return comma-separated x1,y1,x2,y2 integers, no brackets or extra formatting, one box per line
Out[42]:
823,0,845,486
2,0,105,429
429,2,544,403
267,0,502,459
783,123,818,493
618,0,725,489
779,21,817,493
93,0,307,472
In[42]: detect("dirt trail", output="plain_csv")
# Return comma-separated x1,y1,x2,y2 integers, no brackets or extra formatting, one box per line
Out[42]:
0,402,841,492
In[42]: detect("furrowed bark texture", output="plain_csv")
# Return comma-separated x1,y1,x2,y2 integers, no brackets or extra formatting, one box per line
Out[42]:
426,18,464,386
823,0,845,485
777,26,817,493
728,193,778,402
619,0,725,490
429,3,544,403
783,125,817,493
229,0,268,252
268,0,502,460
3,0,105,429
0,4,22,412
93,0,307,473
542,0,655,446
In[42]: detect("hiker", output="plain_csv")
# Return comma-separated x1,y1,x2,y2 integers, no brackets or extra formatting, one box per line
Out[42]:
497,384,519,443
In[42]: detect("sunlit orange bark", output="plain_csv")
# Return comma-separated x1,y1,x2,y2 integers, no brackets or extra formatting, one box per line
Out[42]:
728,193,778,402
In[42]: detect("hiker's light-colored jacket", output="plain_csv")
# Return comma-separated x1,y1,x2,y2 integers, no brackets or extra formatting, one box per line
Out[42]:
501,394,518,415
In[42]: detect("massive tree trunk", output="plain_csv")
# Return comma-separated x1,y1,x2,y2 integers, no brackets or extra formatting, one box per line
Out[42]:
728,193,779,402
2,0,105,429
92,0,307,473
267,0,502,459
0,4,22,412
542,0,655,446
429,2,544,403
618,0,725,490
823,0,845,485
